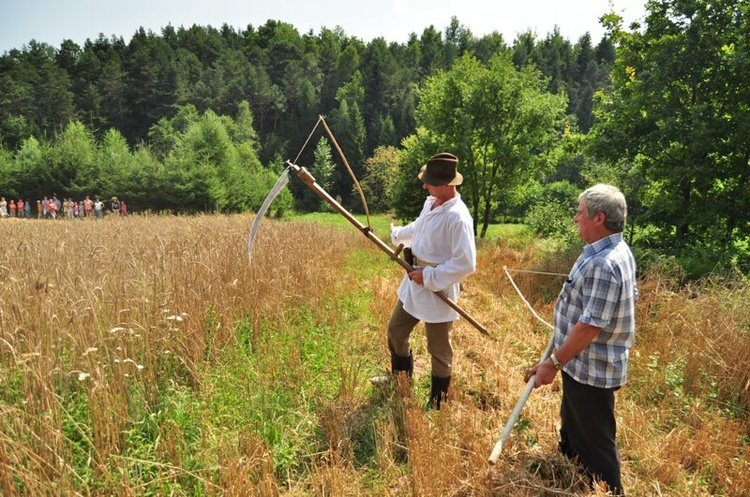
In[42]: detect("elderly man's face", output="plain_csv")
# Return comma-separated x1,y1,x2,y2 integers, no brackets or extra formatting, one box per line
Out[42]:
574,200,607,243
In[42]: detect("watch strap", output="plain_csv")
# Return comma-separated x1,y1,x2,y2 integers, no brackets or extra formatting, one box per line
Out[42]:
550,352,563,370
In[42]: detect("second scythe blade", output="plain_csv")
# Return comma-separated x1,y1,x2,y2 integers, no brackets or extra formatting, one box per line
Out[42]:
247,166,291,264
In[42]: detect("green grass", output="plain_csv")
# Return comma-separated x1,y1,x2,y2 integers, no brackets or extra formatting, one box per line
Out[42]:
289,211,395,240
482,222,530,241
187,247,389,484
290,211,531,245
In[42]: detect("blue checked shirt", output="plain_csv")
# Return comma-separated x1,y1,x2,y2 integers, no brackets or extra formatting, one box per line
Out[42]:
554,233,637,388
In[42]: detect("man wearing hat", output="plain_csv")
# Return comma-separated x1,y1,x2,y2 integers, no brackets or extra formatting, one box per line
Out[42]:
386,152,476,409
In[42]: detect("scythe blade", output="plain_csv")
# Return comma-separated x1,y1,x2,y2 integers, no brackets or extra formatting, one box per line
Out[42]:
247,166,291,264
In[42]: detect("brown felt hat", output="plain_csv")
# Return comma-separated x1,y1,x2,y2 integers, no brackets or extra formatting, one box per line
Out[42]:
418,152,463,186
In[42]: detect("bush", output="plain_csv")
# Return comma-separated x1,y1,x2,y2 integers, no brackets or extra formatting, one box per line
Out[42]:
524,181,579,245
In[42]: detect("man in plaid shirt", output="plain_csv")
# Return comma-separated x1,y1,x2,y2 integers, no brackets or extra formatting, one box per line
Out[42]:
526,184,637,495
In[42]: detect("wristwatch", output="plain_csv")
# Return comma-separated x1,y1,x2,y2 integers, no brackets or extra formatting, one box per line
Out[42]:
550,352,564,370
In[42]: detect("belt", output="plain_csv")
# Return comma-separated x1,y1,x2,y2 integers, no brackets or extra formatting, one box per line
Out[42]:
413,256,438,267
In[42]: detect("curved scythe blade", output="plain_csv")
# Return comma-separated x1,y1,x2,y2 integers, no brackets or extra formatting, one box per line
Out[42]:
247,166,290,264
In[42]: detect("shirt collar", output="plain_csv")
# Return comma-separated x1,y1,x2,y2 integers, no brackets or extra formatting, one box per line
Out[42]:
583,232,622,257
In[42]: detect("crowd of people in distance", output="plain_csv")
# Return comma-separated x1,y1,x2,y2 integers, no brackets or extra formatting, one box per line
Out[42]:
0,194,127,219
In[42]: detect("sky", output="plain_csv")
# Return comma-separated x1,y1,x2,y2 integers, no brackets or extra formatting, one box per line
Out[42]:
0,0,648,55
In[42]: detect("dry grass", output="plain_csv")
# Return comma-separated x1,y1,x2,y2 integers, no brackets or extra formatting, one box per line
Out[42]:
0,215,747,496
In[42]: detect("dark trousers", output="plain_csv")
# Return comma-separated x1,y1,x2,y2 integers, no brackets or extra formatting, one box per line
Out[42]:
560,372,624,495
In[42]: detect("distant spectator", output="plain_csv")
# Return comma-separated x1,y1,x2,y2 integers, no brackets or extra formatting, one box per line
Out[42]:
9,200,16,217
47,198,57,219
84,196,93,217
94,198,103,219
0,197,7,217
110,196,121,215
17,199,24,218
37,200,43,219
24,201,30,217
120,200,128,216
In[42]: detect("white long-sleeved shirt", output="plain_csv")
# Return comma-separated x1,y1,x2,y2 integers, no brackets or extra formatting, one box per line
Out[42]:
390,194,476,323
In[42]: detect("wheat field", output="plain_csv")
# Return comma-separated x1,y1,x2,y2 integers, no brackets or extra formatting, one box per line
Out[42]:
0,214,747,496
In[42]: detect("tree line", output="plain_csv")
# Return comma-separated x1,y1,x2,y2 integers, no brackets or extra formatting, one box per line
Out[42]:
0,1,748,277
0,16,611,206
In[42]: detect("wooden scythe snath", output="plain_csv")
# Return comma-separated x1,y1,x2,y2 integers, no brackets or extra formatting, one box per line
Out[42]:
248,115,491,338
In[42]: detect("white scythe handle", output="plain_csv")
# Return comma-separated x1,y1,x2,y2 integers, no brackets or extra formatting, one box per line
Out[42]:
487,266,555,465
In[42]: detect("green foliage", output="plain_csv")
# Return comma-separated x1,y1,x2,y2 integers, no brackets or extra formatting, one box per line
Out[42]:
358,146,401,214
47,121,97,197
160,108,261,213
9,136,44,199
592,0,750,275
1,10,748,279
329,72,367,208
412,52,568,237
95,128,132,197
524,181,580,245
511,29,614,133
297,137,336,212
391,130,433,223
259,155,293,217
0,146,15,196
0,17,615,225
123,145,167,212
0,115,33,150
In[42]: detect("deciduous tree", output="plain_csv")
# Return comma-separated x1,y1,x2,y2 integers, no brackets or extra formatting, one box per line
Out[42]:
593,0,750,269
412,52,567,237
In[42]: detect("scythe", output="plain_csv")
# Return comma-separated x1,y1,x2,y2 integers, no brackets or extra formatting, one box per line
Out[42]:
487,266,556,465
247,166,289,264
247,116,491,338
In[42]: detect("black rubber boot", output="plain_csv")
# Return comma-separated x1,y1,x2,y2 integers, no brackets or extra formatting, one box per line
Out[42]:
426,375,451,410
391,351,413,377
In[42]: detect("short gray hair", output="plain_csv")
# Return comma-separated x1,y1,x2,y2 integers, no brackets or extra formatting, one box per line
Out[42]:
579,184,627,232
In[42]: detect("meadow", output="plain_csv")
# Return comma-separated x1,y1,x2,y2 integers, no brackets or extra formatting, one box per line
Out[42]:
0,213,747,496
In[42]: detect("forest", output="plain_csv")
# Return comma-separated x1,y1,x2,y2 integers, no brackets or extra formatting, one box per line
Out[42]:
0,0,748,277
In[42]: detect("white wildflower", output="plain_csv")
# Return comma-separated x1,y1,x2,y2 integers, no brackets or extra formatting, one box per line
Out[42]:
123,358,145,370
